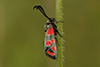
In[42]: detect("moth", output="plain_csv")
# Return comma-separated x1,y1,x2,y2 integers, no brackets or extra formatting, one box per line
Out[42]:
33,5,63,59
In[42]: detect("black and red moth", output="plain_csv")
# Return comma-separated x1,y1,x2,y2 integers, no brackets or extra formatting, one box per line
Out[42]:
33,5,63,59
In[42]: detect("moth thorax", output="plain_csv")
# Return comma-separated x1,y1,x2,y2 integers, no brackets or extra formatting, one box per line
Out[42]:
44,21,50,31
45,21,51,28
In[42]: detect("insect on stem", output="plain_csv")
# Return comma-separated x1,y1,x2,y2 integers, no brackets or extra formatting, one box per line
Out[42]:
33,5,63,60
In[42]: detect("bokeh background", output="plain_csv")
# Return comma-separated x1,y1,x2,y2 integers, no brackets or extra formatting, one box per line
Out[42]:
0,0,100,67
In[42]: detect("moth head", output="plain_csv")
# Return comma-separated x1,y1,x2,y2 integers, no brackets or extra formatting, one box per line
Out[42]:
49,18,56,23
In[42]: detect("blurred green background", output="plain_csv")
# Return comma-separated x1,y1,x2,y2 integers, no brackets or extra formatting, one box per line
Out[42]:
0,0,100,67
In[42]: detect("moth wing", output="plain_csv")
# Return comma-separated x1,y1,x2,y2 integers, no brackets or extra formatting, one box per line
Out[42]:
44,25,57,59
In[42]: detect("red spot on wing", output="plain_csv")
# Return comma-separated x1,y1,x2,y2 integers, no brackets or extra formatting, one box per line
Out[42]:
47,27,54,35
47,28,51,35
45,41,51,46
47,51,55,56
51,27,54,35
51,39,55,43
51,46,55,51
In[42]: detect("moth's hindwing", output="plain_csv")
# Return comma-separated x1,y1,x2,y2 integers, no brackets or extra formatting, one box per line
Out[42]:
44,24,57,59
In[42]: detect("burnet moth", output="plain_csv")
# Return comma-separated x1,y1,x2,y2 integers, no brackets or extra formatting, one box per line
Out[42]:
33,5,63,59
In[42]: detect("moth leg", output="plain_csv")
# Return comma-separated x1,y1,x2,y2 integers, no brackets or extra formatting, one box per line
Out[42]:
55,37,60,46
55,29,63,37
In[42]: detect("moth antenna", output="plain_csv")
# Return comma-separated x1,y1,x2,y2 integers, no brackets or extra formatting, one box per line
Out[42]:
33,5,38,9
33,5,51,21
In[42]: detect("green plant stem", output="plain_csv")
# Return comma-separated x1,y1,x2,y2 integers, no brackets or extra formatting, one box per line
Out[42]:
56,0,62,67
